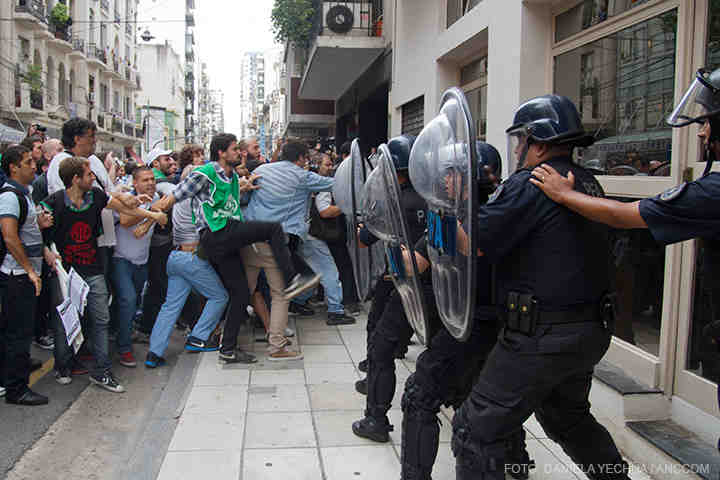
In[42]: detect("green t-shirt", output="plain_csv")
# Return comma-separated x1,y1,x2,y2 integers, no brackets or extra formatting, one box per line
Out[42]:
153,168,167,180
194,163,244,232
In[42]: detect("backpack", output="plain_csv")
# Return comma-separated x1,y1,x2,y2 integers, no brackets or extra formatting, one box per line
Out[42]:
0,186,29,263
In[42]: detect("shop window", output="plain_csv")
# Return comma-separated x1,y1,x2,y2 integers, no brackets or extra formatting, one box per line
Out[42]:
554,9,677,176
608,197,665,356
555,0,652,43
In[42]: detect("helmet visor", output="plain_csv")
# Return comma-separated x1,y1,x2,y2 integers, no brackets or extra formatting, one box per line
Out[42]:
667,77,714,127
507,127,530,172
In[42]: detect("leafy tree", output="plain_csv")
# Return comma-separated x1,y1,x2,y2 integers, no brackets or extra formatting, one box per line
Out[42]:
271,0,317,47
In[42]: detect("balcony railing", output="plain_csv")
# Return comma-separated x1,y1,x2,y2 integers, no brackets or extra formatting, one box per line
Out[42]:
97,114,105,129
88,44,107,64
312,0,383,40
15,0,48,23
72,37,85,54
125,23,132,36
124,66,130,81
112,117,122,133
100,0,109,11
49,23,71,42
135,127,144,139
124,124,133,136
113,58,120,74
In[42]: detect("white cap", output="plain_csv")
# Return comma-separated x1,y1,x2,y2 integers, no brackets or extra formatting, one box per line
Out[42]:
145,147,172,166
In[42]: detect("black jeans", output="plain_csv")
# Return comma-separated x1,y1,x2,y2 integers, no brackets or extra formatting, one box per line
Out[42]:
201,219,298,350
0,272,38,396
139,242,172,335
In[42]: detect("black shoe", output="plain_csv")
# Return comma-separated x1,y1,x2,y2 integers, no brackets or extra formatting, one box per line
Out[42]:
393,348,407,360
352,416,393,443
185,335,220,352
289,302,315,317
218,349,257,364
355,378,367,395
283,273,322,300
6,388,49,406
327,313,356,326
358,359,368,373
145,352,166,369
33,335,55,350
30,358,43,372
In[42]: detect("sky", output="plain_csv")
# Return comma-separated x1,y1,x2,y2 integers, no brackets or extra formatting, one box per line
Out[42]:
137,0,279,134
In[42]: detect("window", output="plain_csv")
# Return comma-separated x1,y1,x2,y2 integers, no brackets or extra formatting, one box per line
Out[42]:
554,9,677,176
113,91,120,112
447,0,482,28
555,0,652,42
89,10,95,46
401,96,424,136
100,84,108,111
461,56,488,140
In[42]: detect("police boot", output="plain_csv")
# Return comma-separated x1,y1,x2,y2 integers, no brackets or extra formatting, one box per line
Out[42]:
505,429,535,480
400,378,440,480
352,407,393,443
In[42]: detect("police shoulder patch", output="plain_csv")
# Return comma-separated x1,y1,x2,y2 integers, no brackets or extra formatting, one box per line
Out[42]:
659,182,687,202
487,184,504,204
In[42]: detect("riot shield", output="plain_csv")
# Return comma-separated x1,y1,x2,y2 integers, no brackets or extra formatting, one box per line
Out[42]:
362,144,431,345
409,88,478,341
332,139,385,301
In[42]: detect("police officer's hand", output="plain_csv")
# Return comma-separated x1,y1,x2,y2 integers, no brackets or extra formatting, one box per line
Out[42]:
529,164,575,204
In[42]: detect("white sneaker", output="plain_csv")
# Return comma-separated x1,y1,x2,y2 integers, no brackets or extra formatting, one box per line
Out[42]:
285,327,295,338
0,386,5,397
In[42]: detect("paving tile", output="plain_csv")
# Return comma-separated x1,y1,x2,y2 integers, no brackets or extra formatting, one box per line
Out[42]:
321,445,400,480
337,316,367,331
431,443,456,480
183,385,248,416
168,413,244,451
297,329,343,345
526,439,581,479
244,412,316,449
524,413,548,439
344,341,368,365
339,329,366,344
301,345,353,363
250,369,306,385
387,409,452,445
296,317,336,331
308,383,368,411
242,448,322,480
247,384,311,412
157,450,241,480
193,353,250,386
313,410,379,447
305,363,359,384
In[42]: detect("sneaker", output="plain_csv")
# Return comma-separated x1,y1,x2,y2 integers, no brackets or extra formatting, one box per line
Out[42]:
267,348,304,361
283,273,322,300
345,303,364,317
0,386,5,397
89,370,125,393
145,352,166,369
355,378,367,395
131,330,150,344
327,313,356,326
218,349,257,364
185,335,220,353
119,351,137,368
33,335,54,350
5,388,49,406
288,302,315,317
70,359,89,376
284,327,295,338
55,368,72,385
358,359,368,373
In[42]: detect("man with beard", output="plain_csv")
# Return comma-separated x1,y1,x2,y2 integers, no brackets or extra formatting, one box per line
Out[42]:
152,133,320,363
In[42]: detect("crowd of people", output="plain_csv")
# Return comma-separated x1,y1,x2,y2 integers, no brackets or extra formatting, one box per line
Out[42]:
0,117,363,405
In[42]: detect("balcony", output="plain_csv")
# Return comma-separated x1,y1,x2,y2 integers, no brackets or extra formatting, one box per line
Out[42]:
114,9,121,24
30,91,43,110
70,37,85,57
112,117,122,133
48,23,72,50
135,73,141,90
14,0,48,25
298,0,385,100
100,0,109,11
87,44,107,65
124,66,131,82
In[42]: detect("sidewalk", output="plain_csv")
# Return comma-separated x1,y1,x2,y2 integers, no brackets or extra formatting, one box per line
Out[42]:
155,309,654,480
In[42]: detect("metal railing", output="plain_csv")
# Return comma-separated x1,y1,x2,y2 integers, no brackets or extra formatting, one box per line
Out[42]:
124,66,130,81
72,37,85,54
97,114,105,129
88,44,107,64
30,91,43,110
112,117,122,133
49,22,71,42
125,23,132,36
312,0,383,40
113,58,120,74
114,10,121,24
15,0,47,23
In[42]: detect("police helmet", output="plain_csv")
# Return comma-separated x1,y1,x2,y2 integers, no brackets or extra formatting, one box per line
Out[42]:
476,141,501,179
387,134,416,171
506,94,595,147
667,68,720,128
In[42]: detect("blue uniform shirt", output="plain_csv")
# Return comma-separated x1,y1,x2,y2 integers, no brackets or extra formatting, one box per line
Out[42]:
639,173,720,245
476,156,610,311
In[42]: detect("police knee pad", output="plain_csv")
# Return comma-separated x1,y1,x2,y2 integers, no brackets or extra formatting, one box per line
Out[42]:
368,337,399,367
401,373,442,418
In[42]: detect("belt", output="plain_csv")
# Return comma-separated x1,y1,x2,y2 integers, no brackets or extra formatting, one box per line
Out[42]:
536,304,602,325
174,243,198,253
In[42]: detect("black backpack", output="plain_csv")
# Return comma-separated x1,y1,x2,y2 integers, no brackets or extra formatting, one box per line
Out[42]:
0,186,29,263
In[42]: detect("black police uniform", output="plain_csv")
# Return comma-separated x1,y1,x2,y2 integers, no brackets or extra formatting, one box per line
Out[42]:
400,237,532,480
451,156,628,480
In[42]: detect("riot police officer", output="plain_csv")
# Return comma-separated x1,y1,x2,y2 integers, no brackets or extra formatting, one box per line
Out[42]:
399,142,534,480
530,67,720,452
450,94,629,480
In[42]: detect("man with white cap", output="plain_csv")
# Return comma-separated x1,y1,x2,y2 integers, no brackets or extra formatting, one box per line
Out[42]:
147,148,174,181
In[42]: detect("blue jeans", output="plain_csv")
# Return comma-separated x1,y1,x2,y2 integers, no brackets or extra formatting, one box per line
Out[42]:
110,257,148,354
149,250,229,358
298,237,344,314
54,273,112,377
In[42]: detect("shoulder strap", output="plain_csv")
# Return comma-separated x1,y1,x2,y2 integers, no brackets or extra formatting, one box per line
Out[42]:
0,186,28,228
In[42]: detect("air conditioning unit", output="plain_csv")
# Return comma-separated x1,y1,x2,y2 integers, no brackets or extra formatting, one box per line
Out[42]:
323,2,372,37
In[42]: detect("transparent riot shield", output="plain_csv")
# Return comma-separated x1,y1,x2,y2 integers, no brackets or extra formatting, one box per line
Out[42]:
361,144,430,345
409,88,478,341
332,139,385,301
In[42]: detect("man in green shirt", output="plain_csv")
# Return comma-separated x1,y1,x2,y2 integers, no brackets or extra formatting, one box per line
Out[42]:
147,148,173,180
